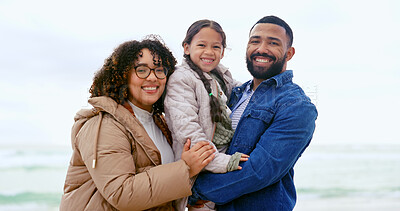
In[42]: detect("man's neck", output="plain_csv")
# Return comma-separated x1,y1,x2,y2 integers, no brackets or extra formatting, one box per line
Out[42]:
252,78,263,91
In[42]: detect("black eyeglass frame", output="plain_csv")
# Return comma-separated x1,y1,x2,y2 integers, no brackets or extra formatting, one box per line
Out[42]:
133,66,169,79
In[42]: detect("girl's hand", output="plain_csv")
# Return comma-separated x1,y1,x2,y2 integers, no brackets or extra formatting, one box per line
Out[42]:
181,139,215,178
237,153,249,170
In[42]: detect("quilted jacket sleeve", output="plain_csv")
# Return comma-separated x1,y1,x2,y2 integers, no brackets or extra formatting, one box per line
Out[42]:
165,69,232,173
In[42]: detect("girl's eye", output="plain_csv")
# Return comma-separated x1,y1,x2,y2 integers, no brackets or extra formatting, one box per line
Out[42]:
213,46,221,49
198,44,205,47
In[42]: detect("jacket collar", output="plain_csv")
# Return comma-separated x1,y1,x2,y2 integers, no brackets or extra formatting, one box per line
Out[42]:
87,96,162,166
234,80,252,93
233,70,293,96
262,70,293,88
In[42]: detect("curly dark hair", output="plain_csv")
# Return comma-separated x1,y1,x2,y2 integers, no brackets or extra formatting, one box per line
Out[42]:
89,35,177,114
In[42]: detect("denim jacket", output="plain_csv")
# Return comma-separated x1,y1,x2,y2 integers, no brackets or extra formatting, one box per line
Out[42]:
189,70,318,211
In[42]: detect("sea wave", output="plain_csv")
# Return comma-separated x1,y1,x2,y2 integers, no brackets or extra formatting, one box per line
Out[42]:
1,143,399,210
0,165,66,171
0,191,61,205
0,147,70,169
298,187,400,198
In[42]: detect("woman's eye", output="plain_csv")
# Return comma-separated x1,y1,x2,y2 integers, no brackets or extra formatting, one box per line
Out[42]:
136,68,147,73
155,68,164,73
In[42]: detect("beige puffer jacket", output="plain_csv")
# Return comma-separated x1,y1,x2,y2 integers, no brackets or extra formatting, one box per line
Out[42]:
164,60,241,174
60,96,192,211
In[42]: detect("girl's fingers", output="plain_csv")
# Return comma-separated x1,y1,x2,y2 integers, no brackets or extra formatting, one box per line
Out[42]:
183,139,191,152
240,153,249,162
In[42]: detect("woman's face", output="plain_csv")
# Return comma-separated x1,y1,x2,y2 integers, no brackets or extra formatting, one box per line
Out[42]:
128,48,166,112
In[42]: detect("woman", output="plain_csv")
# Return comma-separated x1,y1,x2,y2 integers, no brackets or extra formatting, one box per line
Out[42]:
60,35,215,211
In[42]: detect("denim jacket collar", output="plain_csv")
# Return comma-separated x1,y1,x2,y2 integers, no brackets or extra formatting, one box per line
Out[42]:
260,70,293,88
235,70,294,95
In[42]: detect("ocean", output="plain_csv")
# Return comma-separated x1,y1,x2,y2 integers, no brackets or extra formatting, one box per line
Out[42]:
1,143,399,211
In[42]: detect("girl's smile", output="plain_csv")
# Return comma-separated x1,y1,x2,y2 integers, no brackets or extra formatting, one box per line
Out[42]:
184,27,224,73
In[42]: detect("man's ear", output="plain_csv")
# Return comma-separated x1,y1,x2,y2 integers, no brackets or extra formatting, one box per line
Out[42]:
286,47,295,62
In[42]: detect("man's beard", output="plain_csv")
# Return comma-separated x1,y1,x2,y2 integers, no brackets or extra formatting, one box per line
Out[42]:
246,53,287,80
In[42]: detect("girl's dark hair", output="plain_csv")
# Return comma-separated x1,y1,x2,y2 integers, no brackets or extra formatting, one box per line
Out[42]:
89,34,177,114
182,19,227,123
182,19,227,49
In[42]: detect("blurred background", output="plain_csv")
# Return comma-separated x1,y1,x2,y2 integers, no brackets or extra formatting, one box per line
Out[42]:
0,0,399,210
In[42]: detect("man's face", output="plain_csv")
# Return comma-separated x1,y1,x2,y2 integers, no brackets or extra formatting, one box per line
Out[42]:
246,23,293,80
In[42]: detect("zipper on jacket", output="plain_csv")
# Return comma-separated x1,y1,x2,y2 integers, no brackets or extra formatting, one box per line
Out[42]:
92,111,103,168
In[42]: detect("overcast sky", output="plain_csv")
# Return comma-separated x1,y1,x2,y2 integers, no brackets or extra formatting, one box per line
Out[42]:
0,0,399,146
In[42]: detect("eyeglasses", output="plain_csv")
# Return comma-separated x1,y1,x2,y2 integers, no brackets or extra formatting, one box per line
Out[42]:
134,66,168,79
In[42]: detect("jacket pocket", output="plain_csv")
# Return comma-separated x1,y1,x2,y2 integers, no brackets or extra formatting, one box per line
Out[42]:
248,108,274,125
232,109,274,152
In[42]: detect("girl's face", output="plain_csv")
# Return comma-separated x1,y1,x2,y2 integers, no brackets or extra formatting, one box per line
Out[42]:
128,48,166,112
184,27,224,73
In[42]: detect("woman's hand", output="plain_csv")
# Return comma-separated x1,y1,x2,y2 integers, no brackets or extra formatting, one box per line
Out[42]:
181,139,215,178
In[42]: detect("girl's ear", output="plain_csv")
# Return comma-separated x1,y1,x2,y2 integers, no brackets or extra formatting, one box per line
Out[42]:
183,43,190,55
221,49,225,59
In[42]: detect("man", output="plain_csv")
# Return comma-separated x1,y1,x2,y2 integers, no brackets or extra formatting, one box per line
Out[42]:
188,15,318,210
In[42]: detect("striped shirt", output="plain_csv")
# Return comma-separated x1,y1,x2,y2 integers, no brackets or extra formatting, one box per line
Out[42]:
230,81,254,130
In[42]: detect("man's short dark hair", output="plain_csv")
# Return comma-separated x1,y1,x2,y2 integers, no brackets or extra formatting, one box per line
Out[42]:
250,15,293,47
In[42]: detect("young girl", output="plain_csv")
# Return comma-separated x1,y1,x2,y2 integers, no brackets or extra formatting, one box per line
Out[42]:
164,20,248,210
